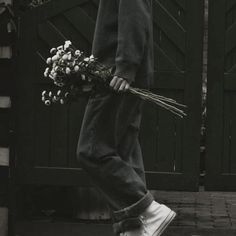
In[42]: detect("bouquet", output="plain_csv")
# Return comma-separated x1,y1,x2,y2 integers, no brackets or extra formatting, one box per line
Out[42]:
42,41,187,118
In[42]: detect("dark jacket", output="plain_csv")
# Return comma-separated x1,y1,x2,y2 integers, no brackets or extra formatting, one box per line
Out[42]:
92,0,154,89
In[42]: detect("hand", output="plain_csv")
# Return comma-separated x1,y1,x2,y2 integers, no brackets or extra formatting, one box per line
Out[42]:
109,75,130,92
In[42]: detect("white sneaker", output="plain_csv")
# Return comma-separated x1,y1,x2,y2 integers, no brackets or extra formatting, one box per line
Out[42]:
141,201,176,236
120,201,176,236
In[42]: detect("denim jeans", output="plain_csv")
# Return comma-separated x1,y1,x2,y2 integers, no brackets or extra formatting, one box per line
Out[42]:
76,89,154,234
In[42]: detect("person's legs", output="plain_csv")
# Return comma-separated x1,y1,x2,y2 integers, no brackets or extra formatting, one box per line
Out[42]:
76,90,153,233
117,117,146,186
119,139,146,186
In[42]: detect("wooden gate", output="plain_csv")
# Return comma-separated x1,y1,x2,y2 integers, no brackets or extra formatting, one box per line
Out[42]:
206,0,236,190
16,0,203,191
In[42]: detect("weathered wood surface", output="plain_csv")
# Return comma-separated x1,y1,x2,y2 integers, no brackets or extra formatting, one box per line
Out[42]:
16,0,203,191
0,208,8,236
206,0,236,190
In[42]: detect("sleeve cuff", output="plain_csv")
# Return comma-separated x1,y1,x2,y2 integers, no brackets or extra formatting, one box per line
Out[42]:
114,62,138,84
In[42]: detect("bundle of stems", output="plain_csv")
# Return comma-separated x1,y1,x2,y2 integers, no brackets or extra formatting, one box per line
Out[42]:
128,88,187,118
41,40,187,118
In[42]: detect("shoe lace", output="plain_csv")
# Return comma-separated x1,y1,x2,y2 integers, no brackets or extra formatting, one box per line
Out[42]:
140,215,148,235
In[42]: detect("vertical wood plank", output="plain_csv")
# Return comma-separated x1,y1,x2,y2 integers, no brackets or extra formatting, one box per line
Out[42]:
0,208,8,236
0,147,9,166
0,47,12,58
222,92,231,173
68,99,87,167
50,105,68,167
206,0,236,190
0,97,11,108
229,93,236,173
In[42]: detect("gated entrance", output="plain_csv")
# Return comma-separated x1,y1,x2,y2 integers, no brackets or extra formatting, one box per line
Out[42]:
206,0,236,191
16,0,203,191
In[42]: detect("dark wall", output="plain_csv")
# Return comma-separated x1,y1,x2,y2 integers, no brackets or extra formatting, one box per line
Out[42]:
0,0,16,235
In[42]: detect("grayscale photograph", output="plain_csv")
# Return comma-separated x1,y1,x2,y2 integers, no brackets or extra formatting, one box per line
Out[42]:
0,0,236,236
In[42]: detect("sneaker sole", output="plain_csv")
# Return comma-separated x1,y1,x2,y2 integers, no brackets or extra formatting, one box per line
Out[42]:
153,210,176,236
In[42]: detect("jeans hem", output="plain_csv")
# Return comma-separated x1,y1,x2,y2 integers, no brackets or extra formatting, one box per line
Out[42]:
112,191,154,222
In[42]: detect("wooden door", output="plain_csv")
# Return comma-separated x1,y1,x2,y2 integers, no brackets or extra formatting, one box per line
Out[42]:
16,0,203,191
206,0,236,190
140,0,203,190
16,0,96,186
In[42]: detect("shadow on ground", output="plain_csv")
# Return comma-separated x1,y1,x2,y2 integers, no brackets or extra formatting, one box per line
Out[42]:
16,221,236,236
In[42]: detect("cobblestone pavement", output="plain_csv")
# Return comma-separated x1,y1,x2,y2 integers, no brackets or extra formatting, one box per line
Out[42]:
152,190,236,230
16,190,236,236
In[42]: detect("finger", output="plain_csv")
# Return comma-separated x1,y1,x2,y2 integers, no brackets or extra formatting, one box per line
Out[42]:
124,83,130,91
118,80,127,92
113,77,123,91
110,76,118,87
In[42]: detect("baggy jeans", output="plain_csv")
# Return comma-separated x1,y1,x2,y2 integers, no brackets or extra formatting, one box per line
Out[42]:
76,90,154,234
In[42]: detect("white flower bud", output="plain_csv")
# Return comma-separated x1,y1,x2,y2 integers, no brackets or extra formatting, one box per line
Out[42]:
46,57,52,65
44,71,48,78
49,74,54,79
66,67,71,74
52,96,58,103
81,74,86,80
57,45,63,50
49,72,56,80
49,91,52,97
74,65,79,72
64,45,69,51
89,55,95,62
59,59,64,65
84,57,89,62
58,83,64,87
52,73,57,79
56,51,62,57
65,40,72,46
67,54,72,60
52,62,57,68
52,55,59,62
75,50,81,56
60,99,65,104
50,48,57,54
57,90,62,96
62,54,68,60
42,91,47,96
45,100,51,106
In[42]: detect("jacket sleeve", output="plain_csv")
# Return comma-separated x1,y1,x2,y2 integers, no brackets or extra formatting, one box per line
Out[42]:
114,0,152,84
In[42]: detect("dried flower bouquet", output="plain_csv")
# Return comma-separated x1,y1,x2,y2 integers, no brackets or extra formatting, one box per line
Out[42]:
41,41,187,118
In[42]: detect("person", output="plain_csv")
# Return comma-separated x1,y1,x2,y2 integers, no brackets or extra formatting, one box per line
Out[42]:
76,0,176,235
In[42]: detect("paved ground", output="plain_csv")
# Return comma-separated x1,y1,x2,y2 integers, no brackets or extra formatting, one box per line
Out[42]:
15,190,236,236
151,190,236,229
16,222,236,236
